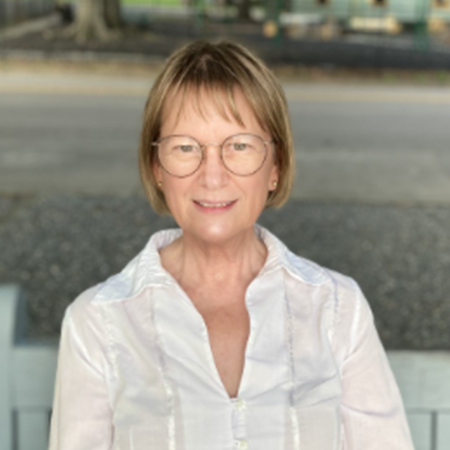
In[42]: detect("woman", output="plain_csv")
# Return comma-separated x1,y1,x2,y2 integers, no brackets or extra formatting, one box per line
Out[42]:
49,41,413,450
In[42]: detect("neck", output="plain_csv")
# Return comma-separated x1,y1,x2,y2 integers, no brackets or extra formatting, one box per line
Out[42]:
160,227,267,294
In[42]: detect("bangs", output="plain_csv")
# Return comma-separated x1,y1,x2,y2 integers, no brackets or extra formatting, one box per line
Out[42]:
159,47,269,134
162,83,245,131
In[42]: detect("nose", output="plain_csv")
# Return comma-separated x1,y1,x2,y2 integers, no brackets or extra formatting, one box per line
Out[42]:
199,143,228,189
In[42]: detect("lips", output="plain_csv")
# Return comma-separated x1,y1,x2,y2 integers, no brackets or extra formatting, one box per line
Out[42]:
194,200,236,208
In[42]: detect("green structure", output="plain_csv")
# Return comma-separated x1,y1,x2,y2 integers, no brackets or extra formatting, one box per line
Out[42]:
291,0,450,25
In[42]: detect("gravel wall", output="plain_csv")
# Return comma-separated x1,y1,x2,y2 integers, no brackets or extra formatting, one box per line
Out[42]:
0,194,448,349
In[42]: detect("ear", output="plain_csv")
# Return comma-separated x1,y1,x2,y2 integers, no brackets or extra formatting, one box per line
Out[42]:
152,161,163,187
268,162,279,192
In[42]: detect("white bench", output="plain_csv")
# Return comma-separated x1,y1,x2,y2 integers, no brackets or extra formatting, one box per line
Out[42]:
0,285,57,450
0,284,448,450
388,351,450,450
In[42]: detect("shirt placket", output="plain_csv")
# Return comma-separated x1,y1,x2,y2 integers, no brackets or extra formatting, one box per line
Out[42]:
231,397,248,450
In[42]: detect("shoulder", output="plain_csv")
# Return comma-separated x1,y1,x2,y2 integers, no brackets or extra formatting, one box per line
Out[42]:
64,284,105,337
265,228,371,334
283,247,368,311
62,243,149,329
283,248,357,291
279,245,375,359
64,258,145,335
263,225,360,296
67,228,181,316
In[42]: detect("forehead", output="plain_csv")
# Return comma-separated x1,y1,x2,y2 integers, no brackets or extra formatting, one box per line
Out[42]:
160,85,266,132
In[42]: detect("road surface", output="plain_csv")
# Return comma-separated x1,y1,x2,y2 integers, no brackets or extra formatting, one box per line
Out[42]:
1,71,450,205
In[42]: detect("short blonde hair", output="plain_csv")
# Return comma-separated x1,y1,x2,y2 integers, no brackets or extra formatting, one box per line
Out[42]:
139,40,294,215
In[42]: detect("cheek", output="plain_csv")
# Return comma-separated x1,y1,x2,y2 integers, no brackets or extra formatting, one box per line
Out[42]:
245,179,271,211
163,187,181,210
161,181,190,218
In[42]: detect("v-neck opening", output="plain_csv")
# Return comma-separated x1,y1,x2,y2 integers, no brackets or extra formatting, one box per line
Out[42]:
202,309,251,401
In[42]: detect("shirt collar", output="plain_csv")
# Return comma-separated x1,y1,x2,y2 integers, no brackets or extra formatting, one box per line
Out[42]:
93,225,327,304
256,225,328,285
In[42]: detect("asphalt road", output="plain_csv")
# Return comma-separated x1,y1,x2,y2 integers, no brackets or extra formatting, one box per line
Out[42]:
1,71,450,205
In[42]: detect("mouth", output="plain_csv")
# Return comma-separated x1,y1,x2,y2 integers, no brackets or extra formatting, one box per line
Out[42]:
193,200,237,209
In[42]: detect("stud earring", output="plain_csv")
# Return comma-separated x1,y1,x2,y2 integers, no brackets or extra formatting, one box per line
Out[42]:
273,181,278,189
157,181,162,188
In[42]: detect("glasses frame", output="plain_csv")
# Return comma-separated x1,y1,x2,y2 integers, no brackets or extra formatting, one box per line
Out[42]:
152,133,274,178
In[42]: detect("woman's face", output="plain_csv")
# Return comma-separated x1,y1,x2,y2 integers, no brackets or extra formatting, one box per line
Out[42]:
153,88,279,246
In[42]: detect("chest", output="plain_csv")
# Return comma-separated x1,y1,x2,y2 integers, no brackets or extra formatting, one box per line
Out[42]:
107,281,343,450
188,289,250,398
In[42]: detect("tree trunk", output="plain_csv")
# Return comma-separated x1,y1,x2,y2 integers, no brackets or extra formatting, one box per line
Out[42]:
71,0,122,43
237,0,251,21
105,0,122,28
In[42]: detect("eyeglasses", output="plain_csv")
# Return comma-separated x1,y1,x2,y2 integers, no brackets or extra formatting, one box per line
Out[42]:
153,133,273,178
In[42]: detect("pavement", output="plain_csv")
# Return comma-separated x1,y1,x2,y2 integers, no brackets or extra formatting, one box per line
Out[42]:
2,71,450,204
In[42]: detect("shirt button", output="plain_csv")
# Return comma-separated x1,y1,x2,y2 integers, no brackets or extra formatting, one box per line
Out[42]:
235,440,248,450
235,398,246,411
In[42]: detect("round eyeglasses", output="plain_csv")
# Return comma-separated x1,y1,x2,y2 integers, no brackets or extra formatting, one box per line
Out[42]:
152,133,273,178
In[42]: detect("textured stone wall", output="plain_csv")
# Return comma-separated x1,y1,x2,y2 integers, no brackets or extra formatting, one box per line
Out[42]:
0,194,448,349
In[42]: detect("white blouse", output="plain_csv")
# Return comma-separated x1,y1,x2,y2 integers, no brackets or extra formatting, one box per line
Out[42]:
49,226,413,450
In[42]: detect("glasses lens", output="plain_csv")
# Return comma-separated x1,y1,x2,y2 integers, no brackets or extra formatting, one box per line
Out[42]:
222,134,267,175
158,136,202,177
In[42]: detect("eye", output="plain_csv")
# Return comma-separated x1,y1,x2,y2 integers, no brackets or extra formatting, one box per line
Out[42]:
174,144,196,153
232,142,248,151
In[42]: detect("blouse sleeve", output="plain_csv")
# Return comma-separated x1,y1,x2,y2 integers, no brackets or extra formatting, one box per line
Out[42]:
334,277,414,450
49,287,114,450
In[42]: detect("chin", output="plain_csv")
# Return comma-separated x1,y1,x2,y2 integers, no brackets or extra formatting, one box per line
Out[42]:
186,221,253,246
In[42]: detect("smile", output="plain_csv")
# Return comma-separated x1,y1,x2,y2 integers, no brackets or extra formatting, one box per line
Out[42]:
194,200,236,208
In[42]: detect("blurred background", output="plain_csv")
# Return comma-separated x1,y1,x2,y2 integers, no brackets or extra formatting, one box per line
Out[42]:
1,1,450,449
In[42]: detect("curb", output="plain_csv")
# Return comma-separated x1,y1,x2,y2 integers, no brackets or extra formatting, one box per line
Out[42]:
2,37,450,71
0,48,166,65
